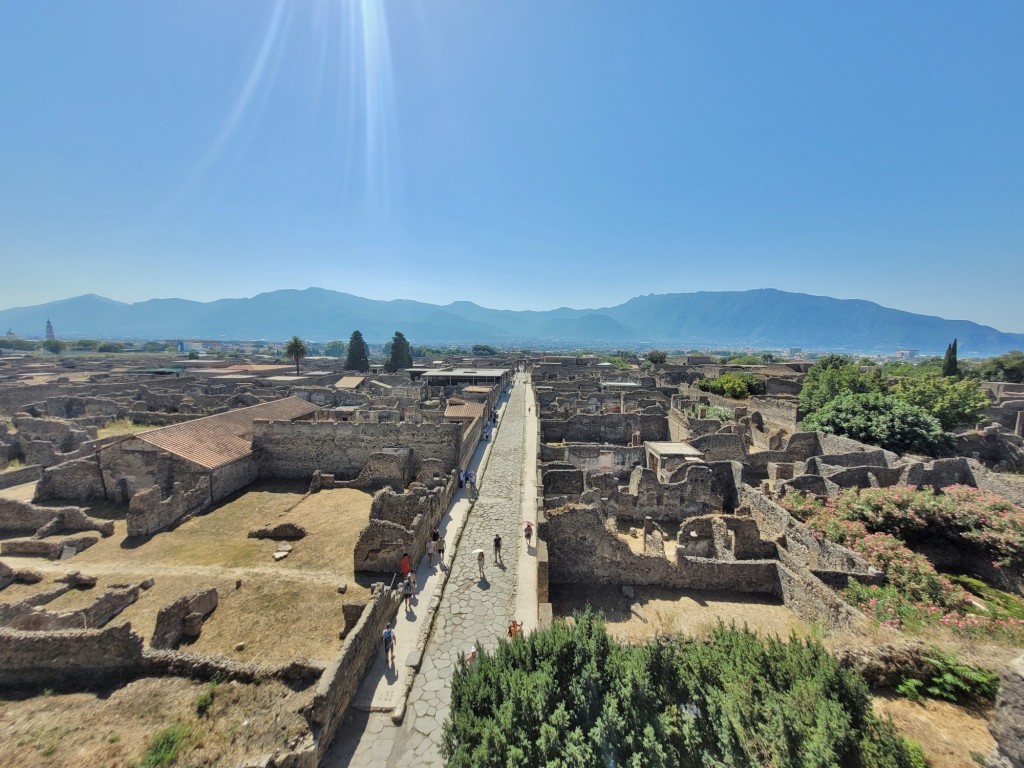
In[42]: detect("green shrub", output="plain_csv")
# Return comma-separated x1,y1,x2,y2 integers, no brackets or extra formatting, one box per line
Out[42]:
697,372,765,399
138,724,190,768
923,650,1000,704
195,680,217,716
801,392,947,455
442,611,922,768
896,678,924,702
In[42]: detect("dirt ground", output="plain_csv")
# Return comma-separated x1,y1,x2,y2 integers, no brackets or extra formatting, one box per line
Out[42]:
1,482,374,664
874,695,994,768
0,675,311,768
550,583,809,643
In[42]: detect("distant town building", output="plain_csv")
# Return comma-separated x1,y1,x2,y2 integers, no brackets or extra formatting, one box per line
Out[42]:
894,349,918,359
45,319,55,341
787,348,803,358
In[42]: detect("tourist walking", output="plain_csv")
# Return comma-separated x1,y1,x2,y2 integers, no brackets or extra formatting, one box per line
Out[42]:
493,533,502,564
382,624,396,666
402,575,414,612
477,550,485,579
426,537,436,566
437,536,446,566
524,521,533,547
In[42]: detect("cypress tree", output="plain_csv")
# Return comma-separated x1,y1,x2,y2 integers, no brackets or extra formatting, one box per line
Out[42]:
942,338,958,378
345,330,370,373
386,331,412,373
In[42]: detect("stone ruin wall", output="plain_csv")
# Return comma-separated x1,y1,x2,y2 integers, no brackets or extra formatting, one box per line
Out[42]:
304,586,399,766
0,497,113,538
252,419,463,480
0,624,144,690
352,475,457,573
127,477,212,538
540,412,668,445
542,497,871,631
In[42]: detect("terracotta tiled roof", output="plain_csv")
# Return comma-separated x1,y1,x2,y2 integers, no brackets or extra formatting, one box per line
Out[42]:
135,396,317,469
444,401,485,421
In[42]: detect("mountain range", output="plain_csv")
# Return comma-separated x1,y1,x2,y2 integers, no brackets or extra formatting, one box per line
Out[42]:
1,288,1021,355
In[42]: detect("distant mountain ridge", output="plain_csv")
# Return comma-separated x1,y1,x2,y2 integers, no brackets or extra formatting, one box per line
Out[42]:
1,288,1022,355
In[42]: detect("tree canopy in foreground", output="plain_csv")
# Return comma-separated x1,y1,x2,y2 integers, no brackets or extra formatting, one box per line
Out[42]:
442,611,923,768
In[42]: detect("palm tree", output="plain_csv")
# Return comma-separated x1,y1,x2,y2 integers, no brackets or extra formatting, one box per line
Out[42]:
285,336,307,376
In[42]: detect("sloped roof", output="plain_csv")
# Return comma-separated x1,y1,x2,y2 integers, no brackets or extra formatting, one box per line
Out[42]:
336,376,365,389
444,401,485,421
134,396,317,469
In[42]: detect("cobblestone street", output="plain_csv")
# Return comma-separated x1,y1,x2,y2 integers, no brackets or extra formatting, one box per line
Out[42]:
327,374,532,767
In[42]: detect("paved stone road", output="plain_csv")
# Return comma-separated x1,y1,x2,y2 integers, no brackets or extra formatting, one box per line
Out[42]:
327,375,531,767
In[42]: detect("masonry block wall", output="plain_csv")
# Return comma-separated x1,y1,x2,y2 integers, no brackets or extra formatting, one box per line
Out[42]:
253,420,463,479
0,624,145,691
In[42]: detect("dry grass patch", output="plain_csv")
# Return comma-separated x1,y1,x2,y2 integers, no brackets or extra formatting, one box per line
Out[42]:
551,584,809,644
874,694,994,768
2,482,375,661
96,418,152,439
0,676,310,768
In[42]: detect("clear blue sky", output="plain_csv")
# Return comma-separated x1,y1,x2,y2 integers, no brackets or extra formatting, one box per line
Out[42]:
1,2,1022,330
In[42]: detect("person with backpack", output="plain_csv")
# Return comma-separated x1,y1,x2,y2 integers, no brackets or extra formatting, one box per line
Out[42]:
382,624,396,666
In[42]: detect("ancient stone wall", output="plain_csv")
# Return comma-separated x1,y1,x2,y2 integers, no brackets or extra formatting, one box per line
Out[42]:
150,588,218,649
335,449,413,492
626,465,711,522
776,563,865,631
1,535,99,559
740,486,871,573
353,476,456,573
987,653,1024,768
689,433,747,462
303,587,399,764
0,463,43,489
540,412,667,445
0,498,113,537
127,477,211,538
210,455,258,503
0,624,144,691
33,455,106,501
544,507,778,593
253,420,463,479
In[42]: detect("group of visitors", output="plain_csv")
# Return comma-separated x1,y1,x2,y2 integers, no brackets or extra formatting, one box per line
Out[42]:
426,526,445,567
458,468,477,498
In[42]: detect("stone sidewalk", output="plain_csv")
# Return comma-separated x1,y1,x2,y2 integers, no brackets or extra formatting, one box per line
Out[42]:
326,374,534,767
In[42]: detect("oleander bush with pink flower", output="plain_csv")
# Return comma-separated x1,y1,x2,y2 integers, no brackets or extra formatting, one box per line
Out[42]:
780,486,1024,641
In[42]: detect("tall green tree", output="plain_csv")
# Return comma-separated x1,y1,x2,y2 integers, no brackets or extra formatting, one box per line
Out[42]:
284,336,307,375
323,339,346,358
798,354,878,414
442,610,922,768
345,330,370,372
893,376,989,431
802,391,947,455
385,331,412,373
942,338,958,378
978,350,1024,383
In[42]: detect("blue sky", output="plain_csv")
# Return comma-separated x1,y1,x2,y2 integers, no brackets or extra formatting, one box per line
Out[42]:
1,2,1022,330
